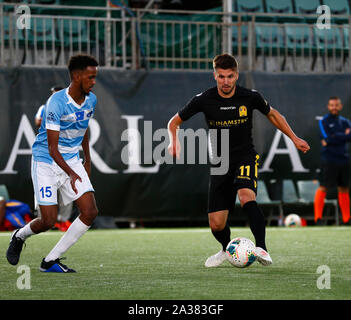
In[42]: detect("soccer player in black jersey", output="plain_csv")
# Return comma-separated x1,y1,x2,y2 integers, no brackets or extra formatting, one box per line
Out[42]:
167,54,310,267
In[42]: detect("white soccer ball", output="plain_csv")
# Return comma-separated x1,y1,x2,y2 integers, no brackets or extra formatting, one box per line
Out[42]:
225,237,257,268
284,213,302,227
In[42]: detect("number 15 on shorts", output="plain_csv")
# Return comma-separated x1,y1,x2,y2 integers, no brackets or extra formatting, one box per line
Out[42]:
40,186,52,198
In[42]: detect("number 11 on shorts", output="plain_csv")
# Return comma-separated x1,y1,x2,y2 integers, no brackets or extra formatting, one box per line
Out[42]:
39,186,52,198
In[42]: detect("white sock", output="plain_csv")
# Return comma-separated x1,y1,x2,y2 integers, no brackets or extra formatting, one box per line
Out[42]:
44,217,90,262
16,223,35,241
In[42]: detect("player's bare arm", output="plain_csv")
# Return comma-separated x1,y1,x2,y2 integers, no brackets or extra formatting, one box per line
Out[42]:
81,130,91,177
167,113,183,159
47,129,82,194
266,107,310,153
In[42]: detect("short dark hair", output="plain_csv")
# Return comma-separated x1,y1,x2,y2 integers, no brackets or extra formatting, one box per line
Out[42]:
68,54,98,76
328,96,340,101
213,54,238,71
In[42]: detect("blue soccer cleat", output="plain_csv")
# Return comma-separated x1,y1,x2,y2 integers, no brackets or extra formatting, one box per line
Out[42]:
40,258,76,273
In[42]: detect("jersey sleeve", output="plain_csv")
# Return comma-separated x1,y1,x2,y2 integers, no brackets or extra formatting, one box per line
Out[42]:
178,94,203,121
252,90,271,115
45,96,63,131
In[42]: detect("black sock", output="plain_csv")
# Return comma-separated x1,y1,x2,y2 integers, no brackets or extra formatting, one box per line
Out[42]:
211,224,231,251
242,201,267,251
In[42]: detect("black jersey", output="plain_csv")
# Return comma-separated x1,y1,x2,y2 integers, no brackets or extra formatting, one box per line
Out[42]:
178,85,271,161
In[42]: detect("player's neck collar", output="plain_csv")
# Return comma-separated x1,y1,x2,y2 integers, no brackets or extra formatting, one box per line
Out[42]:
65,87,89,109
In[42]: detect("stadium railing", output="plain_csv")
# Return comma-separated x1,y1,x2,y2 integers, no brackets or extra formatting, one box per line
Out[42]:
0,2,351,72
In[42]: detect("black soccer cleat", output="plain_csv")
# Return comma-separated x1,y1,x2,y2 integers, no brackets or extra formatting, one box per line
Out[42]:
6,229,25,265
40,258,76,273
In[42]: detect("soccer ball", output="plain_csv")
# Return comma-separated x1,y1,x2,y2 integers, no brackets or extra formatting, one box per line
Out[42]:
284,213,302,227
225,237,257,268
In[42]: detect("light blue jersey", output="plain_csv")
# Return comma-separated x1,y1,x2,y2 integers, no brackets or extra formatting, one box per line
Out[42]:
32,87,97,164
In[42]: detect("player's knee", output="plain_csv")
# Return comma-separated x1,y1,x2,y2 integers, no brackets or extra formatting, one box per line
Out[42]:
209,218,226,232
81,206,98,221
239,196,255,207
238,189,256,207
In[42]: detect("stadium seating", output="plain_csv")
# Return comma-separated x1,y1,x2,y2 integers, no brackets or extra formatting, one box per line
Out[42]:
281,179,343,225
27,17,57,49
294,0,321,14
285,23,317,56
314,26,344,56
256,180,283,226
323,0,350,15
297,180,340,225
265,0,302,22
232,24,249,54
0,0,350,71
255,24,285,55
282,179,299,204
294,0,321,23
1,14,25,46
235,0,264,13
58,19,89,49
234,0,271,22
266,0,294,14
323,0,350,24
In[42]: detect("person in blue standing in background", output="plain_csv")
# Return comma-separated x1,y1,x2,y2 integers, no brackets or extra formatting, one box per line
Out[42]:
314,96,351,226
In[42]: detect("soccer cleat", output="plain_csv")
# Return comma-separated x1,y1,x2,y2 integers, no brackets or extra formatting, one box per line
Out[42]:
254,247,273,266
6,229,25,265
205,250,227,268
39,258,76,273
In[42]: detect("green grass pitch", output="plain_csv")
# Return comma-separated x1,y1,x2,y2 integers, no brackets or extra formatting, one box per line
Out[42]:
0,227,350,300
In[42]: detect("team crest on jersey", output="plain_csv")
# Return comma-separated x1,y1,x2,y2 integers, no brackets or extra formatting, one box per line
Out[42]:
47,111,56,122
61,108,94,122
239,105,247,117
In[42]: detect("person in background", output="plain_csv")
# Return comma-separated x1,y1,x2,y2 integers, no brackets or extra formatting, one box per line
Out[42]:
314,96,351,226
0,196,33,231
35,86,64,128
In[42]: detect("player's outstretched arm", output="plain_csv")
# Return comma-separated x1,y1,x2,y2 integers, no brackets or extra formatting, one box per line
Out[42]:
47,129,82,194
266,107,310,154
167,113,183,159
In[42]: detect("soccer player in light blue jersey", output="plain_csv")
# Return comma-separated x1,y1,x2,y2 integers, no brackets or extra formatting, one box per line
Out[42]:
6,55,99,273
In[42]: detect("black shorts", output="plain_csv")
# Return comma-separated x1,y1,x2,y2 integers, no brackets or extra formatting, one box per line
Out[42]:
208,151,260,213
319,161,350,188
